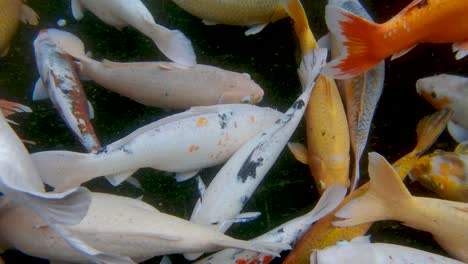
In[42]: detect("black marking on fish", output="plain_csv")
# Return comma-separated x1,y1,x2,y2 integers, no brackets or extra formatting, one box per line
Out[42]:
238,151,264,183
277,228,284,233
164,92,169,97
292,99,305,110
218,112,232,129
207,256,213,261
211,221,219,225
119,146,133,154
96,146,108,154
261,132,267,136
275,118,282,124
417,0,428,8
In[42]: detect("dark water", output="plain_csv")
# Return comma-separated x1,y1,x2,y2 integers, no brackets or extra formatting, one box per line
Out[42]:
0,0,465,263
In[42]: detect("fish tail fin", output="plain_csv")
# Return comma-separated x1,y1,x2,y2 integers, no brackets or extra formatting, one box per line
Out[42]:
392,109,452,176
143,20,196,66
333,152,413,227
0,100,32,117
280,0,318,54
15,186,92,225
322,5,383,79
30,151,97,192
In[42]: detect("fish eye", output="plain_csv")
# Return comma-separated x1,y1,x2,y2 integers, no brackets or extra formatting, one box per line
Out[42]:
430,91,438,98
240,96,252,103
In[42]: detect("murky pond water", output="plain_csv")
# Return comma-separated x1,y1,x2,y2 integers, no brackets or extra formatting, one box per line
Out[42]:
0,0,465,263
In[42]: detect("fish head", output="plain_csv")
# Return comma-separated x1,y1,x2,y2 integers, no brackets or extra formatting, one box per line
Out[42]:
218,73,264,104
411,152,468,202
416,74,467,111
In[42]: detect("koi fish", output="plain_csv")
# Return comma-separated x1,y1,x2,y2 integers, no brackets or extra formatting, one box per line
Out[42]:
333,152,468,262
288,74,350,194
410,142,468,202
193,184,346,264
0,99,31,117
187,49,327,260
0,192,291,263
322,0,468,79
0,0,38,57
0,113,128,264
318,0,385,191
70,0,196,66
171,0,317,54
283,109,452,264
33,29,101,153
416,74,468,143
31,104,283,191
40,29,264,109
311,236,464,264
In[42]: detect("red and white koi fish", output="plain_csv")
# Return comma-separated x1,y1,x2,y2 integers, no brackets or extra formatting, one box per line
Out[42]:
40,28,264,109
322,0,468,79
71,0,196,66
334,152,468,262
0,192,290,263
0,114,129,264
187,49,327,260
193,184,346,264
318,0,385,191
416,74,468,143
33,29,101,153
30,104,283,191
311,236,463,264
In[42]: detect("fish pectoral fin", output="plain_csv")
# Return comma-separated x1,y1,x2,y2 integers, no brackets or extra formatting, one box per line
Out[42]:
202,19,217,25
447,121,468,143
125,176,143,189
453,40,468,60
226,212,262,224
19,4,39,25
196,176,206,196
105,169,138,186
159,256,172,264
32,79,49,101
245,24,268,36
318,33,330,49
390,44,418,60
71,0,84,20
175,170,200,182
287,142,309,164
87,100,95,119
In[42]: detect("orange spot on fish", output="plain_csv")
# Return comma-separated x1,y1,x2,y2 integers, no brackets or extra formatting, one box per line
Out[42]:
420,90,451,109
197,117,208,127
235,259,247,264
250,116,255,123
188,145,200,152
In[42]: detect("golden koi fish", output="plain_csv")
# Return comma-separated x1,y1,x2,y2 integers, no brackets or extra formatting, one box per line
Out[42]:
0,0,38,56
288,74,350,194
322,0,468,79
411,142,468,202
283,110,452,264
171,0,317,54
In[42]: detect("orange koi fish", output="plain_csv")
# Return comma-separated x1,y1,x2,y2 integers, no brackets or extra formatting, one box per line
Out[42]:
322,0,468,79
283,110,452,264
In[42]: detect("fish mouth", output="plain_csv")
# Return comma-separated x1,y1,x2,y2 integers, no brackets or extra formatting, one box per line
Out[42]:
240,93,263,104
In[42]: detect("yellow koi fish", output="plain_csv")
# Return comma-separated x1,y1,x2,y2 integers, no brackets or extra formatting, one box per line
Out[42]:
411,142,468,202
171,0,317,54
0,0,38,56
288,74,350,194
283,110,452,264
334,151,468,262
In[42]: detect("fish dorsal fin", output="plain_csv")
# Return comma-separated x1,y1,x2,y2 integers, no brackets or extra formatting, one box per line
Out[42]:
19,4,39,25
392,0,428,20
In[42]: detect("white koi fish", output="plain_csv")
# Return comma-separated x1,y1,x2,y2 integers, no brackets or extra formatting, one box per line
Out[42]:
187,49,327,260
416,74,468,143
188,49,327,261
70,0,196,66
318,0,385,191
311,236,463,264
0,192,291,263
33,29,101,153
31,104,283,191
0,113,131,264
334,152,468,262
193,184,346,264
40,28,264,109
